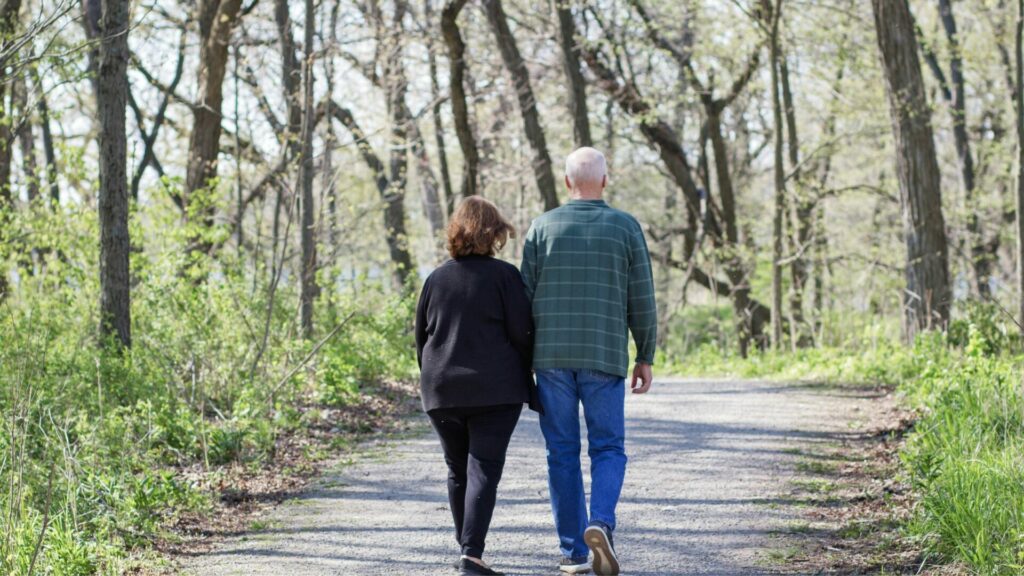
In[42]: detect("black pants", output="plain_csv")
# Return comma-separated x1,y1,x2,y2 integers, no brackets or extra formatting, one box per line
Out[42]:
427,403,522,559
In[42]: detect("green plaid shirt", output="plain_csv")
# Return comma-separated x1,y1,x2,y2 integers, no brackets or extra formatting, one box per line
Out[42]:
520,199,657,377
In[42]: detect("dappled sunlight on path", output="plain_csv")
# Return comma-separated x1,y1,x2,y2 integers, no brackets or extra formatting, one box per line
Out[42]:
183,378,870,575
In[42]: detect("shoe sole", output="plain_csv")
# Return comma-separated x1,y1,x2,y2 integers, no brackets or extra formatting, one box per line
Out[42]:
558,566,591,575
584,526,620,576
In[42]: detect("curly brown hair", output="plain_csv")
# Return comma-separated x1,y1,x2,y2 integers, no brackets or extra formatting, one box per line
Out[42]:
446,197,516,259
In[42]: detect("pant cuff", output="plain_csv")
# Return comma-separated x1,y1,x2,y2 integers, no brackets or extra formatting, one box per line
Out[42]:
462,545,484,559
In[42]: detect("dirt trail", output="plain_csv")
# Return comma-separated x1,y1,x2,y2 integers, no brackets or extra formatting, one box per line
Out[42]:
182,378,871,575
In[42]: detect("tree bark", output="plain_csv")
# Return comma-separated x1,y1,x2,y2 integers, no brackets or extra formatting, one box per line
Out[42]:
411,118,446,246
97,0,131,348
0,0,20,299
14,75,38,204
556,1,592,147
871,0,952,335
441,0,479,198
767,0,785,349
920,0,987,296
30,68,59,207
381,1,416,290
0,0,20,206
185,0,243,260
275,0,302,155
482,0,559,211
780,57,812,347
1015,0,1024,328
299,0,318,337
424,0,455,217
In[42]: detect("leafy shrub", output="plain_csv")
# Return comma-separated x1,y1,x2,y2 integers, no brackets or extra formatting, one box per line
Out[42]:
0,206,417,574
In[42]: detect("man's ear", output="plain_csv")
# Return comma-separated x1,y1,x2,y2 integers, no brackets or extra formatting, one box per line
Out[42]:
601,174,608,189
564,175,572,190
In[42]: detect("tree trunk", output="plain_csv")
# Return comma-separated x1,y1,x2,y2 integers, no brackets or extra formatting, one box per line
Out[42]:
0,0,20,299
299,0,317,337
780,57,812,347
937,0,986,297
768,0,785,350
425,0,455,217
14,76,39,204
411,118,446,247
382,2,416,290
707,109,758,356
275,0,302,155
871,0,952,335
556,1,592,147
32,68,59,207
921,0,987,297
185,0,242,260
483,0,559,211
97,0,131,348
441,0,479,198
1015,0,1024,328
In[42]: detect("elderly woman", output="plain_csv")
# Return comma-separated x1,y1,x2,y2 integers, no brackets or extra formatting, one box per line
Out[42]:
415,196,539,576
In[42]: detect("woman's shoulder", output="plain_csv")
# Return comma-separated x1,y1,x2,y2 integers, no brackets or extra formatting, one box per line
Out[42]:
485,257,525,280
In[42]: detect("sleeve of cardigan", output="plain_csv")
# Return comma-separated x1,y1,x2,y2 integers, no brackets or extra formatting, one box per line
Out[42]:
414,278,430,369
503,268,535,368
627,224,658,364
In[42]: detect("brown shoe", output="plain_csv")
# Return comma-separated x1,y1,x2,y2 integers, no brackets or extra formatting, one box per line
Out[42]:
584,524,619,576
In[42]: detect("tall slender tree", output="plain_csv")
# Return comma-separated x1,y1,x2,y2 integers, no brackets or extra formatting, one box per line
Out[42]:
97,0,132,348
483,0,559,211
0,0,22,299
765,0,786,349
556,0,592,147
871,0,952,334
185,0,243,262
441,0,479,198
299,0,318,336
920,0,989,296
1015,0,1024,327
424,0,456,216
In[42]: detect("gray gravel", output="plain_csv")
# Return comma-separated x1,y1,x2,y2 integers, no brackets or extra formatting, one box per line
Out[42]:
182,378,870,575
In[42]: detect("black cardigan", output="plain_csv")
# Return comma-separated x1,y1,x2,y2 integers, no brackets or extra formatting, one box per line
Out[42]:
415,255,541,413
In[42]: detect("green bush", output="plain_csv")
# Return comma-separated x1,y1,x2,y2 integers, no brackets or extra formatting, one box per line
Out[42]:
0,206,417,574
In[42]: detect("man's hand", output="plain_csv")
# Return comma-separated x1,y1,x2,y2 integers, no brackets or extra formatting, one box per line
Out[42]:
630,363,653,394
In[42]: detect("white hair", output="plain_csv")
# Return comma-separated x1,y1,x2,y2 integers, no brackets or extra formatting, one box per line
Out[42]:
564,147,607,190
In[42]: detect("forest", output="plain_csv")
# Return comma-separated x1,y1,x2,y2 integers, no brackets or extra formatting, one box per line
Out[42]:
1,0,1023,573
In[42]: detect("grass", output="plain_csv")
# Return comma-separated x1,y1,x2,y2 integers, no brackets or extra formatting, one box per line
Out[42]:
795,459,838,475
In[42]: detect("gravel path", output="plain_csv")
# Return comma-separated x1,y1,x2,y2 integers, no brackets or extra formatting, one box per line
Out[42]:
182,378,871,575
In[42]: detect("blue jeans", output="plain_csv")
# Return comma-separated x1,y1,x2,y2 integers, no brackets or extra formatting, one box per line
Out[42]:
536,368,627,559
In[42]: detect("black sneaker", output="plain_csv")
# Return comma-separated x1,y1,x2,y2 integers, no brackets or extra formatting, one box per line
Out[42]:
584,523,620,576
458,558,504,575
559,556,592,574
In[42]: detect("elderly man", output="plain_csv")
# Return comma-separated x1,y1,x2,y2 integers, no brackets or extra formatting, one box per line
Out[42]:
520,147,657,576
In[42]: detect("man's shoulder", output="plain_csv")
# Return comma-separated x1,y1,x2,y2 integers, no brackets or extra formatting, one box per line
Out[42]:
530,203,641,228
602,207,643,231
529,205,568,229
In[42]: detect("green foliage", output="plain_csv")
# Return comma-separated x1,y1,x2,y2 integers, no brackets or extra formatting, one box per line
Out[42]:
317,295,417,407
0,206,417,574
